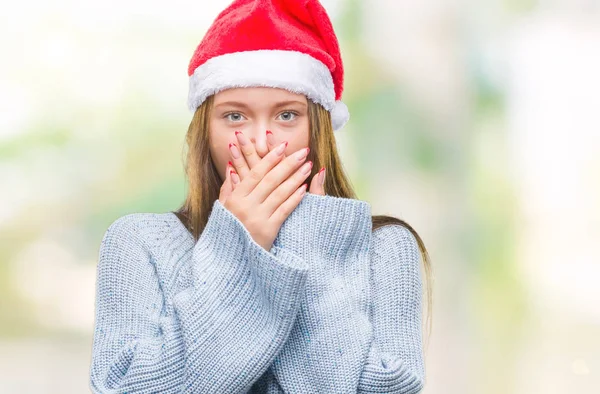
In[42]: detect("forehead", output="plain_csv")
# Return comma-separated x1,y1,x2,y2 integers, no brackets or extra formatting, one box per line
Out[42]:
213,87,307,106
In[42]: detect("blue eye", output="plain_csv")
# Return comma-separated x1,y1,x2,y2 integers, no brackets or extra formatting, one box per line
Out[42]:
225,112,245,122
278,111,297,121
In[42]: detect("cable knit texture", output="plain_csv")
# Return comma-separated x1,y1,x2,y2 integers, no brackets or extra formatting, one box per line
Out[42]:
89,193,425,393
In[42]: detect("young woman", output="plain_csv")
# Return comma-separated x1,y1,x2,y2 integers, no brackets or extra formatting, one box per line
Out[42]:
89,0,432,393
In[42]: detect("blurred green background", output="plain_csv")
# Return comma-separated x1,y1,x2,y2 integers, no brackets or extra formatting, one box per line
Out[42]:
1,0,599,392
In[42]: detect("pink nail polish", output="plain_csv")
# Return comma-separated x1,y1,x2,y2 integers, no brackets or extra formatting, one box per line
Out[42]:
229,142,241,159
235,130,248,146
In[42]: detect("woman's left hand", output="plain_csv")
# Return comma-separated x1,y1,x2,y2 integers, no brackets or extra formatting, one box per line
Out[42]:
227,130,326,196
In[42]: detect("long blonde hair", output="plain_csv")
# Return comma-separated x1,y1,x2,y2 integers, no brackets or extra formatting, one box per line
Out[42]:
173,94,433,350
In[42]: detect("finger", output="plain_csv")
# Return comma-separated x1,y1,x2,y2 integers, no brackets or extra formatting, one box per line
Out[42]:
230,168,240,189
308,166,326,196
234,140,289,197
260,156,313,215
219,163,234,205
266,130,276,152
269,182,308,227
266,130,290,161
234,131,261,176
229,141,250,180
251,146,311,204
226,161,241,191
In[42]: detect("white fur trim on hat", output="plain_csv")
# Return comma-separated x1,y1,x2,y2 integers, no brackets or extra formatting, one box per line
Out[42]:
188,49,349,130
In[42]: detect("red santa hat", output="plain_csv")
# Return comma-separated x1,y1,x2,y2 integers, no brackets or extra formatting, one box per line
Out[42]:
187,0,350,131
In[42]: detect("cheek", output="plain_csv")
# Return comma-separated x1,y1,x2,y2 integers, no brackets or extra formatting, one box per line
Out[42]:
295,128,310,152
273,123,310,151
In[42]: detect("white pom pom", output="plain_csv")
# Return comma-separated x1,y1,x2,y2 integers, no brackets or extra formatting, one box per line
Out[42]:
331,100,350,131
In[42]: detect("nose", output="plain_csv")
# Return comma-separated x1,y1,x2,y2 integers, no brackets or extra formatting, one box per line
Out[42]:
248,127,269,158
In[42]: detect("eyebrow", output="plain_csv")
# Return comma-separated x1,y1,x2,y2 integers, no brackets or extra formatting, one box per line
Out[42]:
273,100,307,109
214,100,307,109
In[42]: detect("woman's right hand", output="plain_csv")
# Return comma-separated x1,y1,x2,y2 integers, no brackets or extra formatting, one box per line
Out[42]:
219,141,313,252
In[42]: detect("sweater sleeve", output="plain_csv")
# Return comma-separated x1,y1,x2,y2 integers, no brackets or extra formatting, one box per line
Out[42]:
267,193,375,392
89,200,309,394
357,224,426,394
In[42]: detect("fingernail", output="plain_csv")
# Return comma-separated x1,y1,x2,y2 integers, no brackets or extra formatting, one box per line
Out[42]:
228,161,233,167
301,161,313,174
230,169,239,184
266,130,274,145
276,141,288,155
229,142,241,159
235,131,248,146
318,167,326,185
295,147,310,161
296,183,307,195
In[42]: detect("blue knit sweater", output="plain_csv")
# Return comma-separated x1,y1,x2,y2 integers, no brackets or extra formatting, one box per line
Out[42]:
89,193,425,393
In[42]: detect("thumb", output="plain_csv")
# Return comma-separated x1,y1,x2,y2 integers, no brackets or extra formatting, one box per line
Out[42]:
308,166,326,196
